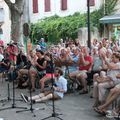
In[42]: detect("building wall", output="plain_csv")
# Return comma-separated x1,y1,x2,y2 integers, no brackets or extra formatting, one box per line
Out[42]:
29,0,103,23
0,0,11,44
0,0,111,44
115,0,120,14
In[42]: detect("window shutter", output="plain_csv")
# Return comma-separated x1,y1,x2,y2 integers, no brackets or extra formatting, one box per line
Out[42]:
61,0,67,10
33,0,38,13
89,0,95,6
45,0,51,12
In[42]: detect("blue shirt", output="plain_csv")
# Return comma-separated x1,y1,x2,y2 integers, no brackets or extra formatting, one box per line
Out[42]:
93,56,102,71
68,54,79,72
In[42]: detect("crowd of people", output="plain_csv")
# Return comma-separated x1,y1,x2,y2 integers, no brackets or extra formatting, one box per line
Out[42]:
0,37,120,119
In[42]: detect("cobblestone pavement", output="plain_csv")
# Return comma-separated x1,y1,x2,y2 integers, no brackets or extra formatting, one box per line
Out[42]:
0,80,112,120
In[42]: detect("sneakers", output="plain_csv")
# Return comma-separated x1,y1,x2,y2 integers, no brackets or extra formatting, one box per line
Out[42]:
106,110,119,119
21,93,29,103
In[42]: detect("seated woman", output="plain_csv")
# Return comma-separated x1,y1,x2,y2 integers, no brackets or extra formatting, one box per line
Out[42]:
0,56,11,81
94,82,120,116
16,49,27,70
39,52,56,92
55,47,75,77
29,49,47,92
21,67,67,103
93,52,120,107
67,47,80,73
16,50,37,88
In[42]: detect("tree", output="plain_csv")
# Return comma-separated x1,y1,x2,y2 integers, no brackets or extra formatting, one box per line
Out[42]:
4,0,25,43
105,0,119,15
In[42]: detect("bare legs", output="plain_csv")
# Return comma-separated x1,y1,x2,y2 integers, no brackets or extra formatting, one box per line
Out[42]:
28,91,61,103
39,76,51,92
98,87,120,112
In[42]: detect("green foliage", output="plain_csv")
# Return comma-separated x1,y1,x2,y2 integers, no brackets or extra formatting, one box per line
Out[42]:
111,35,116,42
30,23,45,44
105,0,119,15
30,0,118,44
30,12,86,44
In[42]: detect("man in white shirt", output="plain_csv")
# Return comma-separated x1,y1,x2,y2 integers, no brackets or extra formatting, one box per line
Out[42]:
21,67,67,103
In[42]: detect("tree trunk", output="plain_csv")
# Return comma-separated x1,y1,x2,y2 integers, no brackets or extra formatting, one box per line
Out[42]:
10,9,22,42
4,0,25,43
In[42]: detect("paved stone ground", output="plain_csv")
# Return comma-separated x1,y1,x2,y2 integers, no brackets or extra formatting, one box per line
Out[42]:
0,80,113,120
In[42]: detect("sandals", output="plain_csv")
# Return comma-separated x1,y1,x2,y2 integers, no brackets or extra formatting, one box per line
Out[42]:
93,101,101,108
94,107,106,116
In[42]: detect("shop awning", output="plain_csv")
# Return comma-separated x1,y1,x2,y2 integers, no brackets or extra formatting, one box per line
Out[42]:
99,14,120,24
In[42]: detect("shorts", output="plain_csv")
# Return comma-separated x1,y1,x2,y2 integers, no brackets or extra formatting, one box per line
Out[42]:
44,73,55,78
115,83,120,89
0,67,9,72
77,70,87,77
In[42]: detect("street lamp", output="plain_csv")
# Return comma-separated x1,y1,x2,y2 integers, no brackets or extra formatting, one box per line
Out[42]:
87,0,91,49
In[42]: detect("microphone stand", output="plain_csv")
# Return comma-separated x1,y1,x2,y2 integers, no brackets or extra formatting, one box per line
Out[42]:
0,70,11,102
16,65,45,117
0,61,13,104
0,77,11,106
0,64,28,111
117,113,120,120
41,54,63,120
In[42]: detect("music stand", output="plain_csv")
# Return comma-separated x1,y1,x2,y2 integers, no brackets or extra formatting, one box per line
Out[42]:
41,54,63,120
0,66,28,111
16,67,45,117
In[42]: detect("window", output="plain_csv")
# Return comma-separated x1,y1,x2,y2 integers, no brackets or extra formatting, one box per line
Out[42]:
33,0,38,13
0,28,3,34
0,8,4,23
45,0,51,12
89,0,95,6
61,0,67,10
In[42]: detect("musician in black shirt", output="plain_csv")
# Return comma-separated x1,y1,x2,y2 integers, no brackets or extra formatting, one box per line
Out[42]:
29,50,47,92
39,52,55,92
